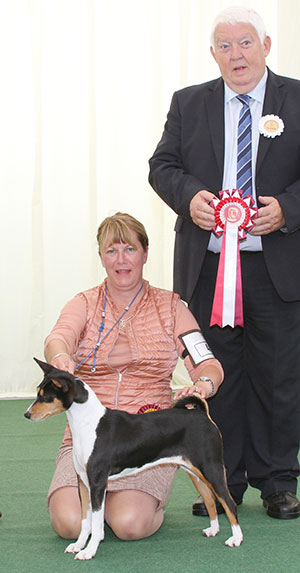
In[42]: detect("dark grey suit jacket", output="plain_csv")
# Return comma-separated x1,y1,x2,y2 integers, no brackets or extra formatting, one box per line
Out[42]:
149,69,300,303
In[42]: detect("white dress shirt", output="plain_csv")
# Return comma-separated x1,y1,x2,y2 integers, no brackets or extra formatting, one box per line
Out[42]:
208,68,268,253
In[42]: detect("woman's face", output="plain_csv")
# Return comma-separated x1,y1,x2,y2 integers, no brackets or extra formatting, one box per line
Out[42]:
100,229,148,295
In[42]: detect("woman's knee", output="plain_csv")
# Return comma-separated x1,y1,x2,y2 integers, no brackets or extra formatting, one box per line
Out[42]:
106,492,164,540
112,509,144,540
49,487,81,539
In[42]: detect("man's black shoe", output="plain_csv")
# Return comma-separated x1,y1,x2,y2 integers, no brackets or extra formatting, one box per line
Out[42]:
192,495,243,516
263,491,300,519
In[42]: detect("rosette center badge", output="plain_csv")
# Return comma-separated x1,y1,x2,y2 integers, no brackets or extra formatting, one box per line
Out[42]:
213,192,254,239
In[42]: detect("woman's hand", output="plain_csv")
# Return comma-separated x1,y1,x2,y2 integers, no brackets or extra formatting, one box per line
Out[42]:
174,380,213,401
50,352,75,374
45,340,75,374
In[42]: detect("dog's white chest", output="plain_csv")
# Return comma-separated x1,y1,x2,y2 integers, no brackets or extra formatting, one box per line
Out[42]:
66,390,105,473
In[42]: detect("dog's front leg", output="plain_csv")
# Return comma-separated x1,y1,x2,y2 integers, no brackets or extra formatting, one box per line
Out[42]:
65,478,92,555
74,495,106,561
65,510,93,555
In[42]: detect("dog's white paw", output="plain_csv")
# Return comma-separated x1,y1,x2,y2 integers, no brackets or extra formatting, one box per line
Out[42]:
202,518,220,538
202,526,219,537
225,525,243,547
74,548,95,561
224,535,243,547
65,542,83,554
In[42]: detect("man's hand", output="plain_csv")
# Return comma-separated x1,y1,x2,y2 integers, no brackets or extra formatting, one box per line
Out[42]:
250,196,285,235
190,190,216,230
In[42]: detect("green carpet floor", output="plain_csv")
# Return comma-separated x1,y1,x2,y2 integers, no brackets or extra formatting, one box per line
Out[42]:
1,398,299,572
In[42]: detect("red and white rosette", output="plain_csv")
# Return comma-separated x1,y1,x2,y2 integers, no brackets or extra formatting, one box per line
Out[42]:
137,404,161,414
210,189,257,328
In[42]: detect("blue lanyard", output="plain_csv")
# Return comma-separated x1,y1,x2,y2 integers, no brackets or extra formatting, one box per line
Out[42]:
74,282,144,373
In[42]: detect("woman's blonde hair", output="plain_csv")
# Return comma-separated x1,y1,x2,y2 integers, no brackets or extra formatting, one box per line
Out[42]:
97,212,149,254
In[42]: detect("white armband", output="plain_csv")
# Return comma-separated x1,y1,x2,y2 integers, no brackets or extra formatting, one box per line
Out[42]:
179,329,215,367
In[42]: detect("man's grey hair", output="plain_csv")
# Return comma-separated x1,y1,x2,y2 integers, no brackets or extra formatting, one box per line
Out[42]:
211,6,267,48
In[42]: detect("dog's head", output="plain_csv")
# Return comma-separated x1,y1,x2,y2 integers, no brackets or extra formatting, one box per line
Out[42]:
24,358,88,422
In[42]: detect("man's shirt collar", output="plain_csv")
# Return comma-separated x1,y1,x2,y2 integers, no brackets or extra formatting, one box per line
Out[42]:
224,68,268,104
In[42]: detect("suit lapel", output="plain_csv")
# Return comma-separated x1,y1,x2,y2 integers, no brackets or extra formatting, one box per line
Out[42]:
203,72,285,184
206,78,225,180
256,70,286,173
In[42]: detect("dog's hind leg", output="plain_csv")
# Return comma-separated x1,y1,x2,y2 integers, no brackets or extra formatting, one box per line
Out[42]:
187,473,220,538
205,470,243,547
186,453,243,548
199,469,243,548
214,491,243,547
224,523,243,547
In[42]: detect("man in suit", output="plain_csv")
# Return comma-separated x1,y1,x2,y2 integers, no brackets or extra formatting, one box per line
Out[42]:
149,6,300,519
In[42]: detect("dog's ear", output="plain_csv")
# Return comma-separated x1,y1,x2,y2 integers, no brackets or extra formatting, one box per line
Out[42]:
51,377,70,393
34,358,69,390
52,378,64,389
34,357,78,396
34,357,53,374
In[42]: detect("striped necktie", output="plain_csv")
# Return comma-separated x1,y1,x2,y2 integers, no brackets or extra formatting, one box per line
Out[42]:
236,94,252,197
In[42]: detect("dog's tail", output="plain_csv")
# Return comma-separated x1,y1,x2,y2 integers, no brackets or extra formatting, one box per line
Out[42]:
173,395,209,414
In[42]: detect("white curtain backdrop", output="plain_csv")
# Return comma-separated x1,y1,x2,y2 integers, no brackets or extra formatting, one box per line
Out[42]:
1,0,299,395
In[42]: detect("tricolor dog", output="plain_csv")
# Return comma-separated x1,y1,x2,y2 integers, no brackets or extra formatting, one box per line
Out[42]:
24,358,243,560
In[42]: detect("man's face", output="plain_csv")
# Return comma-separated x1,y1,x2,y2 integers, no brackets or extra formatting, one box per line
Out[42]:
211,22,271,94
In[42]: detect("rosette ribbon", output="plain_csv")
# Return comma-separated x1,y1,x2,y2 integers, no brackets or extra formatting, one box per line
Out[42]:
137,404,161,414
210,189,257,328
